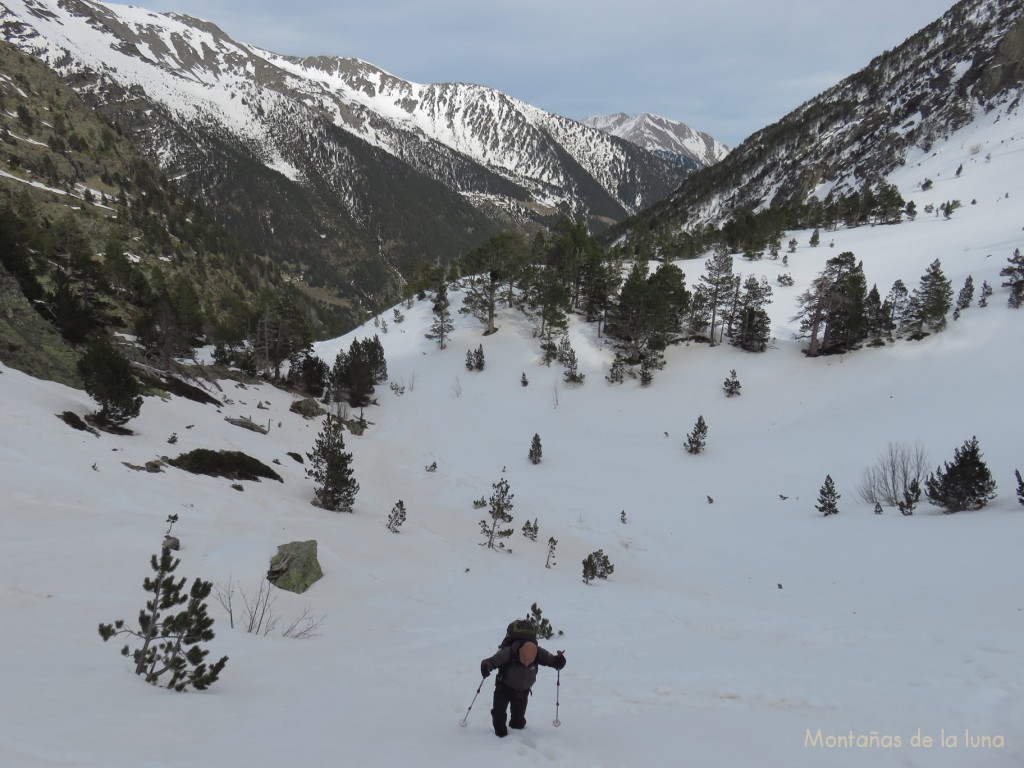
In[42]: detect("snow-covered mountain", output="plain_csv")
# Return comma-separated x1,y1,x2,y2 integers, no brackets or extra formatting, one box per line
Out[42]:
2,88,1023,766
583,112,729,169
0,0,687,240
622,0,1024,234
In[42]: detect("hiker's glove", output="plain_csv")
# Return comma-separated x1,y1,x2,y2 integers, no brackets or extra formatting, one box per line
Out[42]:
480,660,492,678
553,652,566,670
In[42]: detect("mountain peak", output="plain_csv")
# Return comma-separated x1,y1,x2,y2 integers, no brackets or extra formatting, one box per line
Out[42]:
583,112,730,169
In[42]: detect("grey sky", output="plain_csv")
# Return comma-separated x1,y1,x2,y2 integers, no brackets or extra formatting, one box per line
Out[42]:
156,0,955,147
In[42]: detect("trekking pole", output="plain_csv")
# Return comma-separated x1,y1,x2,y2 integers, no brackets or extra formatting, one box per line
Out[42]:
459,676,486,727
553,668,561,727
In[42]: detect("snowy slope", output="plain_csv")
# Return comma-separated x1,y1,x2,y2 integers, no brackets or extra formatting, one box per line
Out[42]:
1,89,1023,767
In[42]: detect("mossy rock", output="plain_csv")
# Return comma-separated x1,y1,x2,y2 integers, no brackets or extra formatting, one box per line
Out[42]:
289,398,325,419
267,540,323,594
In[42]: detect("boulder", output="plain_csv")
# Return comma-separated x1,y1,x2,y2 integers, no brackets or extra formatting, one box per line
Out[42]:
267,540,323,594
289,398,325,419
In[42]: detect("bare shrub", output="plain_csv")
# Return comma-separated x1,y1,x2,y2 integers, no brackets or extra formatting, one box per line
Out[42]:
215,576,324,639
857,441,929,507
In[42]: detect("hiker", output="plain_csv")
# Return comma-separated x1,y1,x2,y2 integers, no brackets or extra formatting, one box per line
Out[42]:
480,637,565,737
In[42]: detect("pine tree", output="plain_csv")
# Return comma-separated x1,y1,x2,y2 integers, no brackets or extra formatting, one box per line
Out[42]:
522,518,539,541
386,500,407,533
545,537,558,568
685,415,708,454
582,549,614,584
528,433,543,465
306,415,359,512
480,477,514,550
731,275,773,352
77,336,143,426
909,259,953,334
527,602,554,640
699,250,735,344
897,478,921,516
606,353,626,384
425,282,454,349
816,475,841,516
978,280,993,307
955,275,975,311
924,437,997,513
1000,247,1024,308
99,543,228,691
874,501,883,515
723,369,741,397
520,372,529,387
1015,469,1024,507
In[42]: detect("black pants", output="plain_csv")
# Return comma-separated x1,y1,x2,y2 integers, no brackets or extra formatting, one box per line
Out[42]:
491,683,530,736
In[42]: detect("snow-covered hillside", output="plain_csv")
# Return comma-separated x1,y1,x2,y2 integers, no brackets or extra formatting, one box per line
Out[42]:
1,99,1022,768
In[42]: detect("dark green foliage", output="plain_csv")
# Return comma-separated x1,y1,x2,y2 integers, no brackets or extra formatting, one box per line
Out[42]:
287,345,328,397
386,500,407,533
731,275,773,351
685,415,708,454
794,252,867,355
425,282,455,349
520,372,529,387
909,259,953,334
924,437,997,513
527,603,554,640
98,545,228,691
1000,248,1024,308
167,449,283,483
816,474,841,516
606,353,626,384
1015,470,1024,507
897,478,921,516
306,415,359,512
582,549,614,585
529,433,543,465
57,410,99,436
723,369,741,397
522,518,539,541
329,336,387,407
545,537,558,568
465,344,485,371
479,477,514,551
77,336,143,426
955,275,975,311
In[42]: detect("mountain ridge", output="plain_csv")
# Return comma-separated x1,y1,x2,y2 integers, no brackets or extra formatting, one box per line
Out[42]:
583,111,729,170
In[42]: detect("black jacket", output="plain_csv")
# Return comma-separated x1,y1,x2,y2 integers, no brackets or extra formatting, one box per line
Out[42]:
484,643,563,691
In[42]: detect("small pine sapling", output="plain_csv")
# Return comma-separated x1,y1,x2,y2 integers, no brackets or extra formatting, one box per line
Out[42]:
606,353,626,384
473,344,485,370
528,433,543,465
522,518,539,541
685,415,708,454
723,369,741,397
1015,469,1024,506
386,500,407,533
99,541,228,691
620,510,627,524
874,502,883,515
897,478,921,516
528,602,554,640
816,474,841,516
545,537,558,568
479,477,514,551
521,372,529,387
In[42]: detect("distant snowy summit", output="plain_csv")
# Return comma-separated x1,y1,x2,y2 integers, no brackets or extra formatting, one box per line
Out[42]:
583,112,729,169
